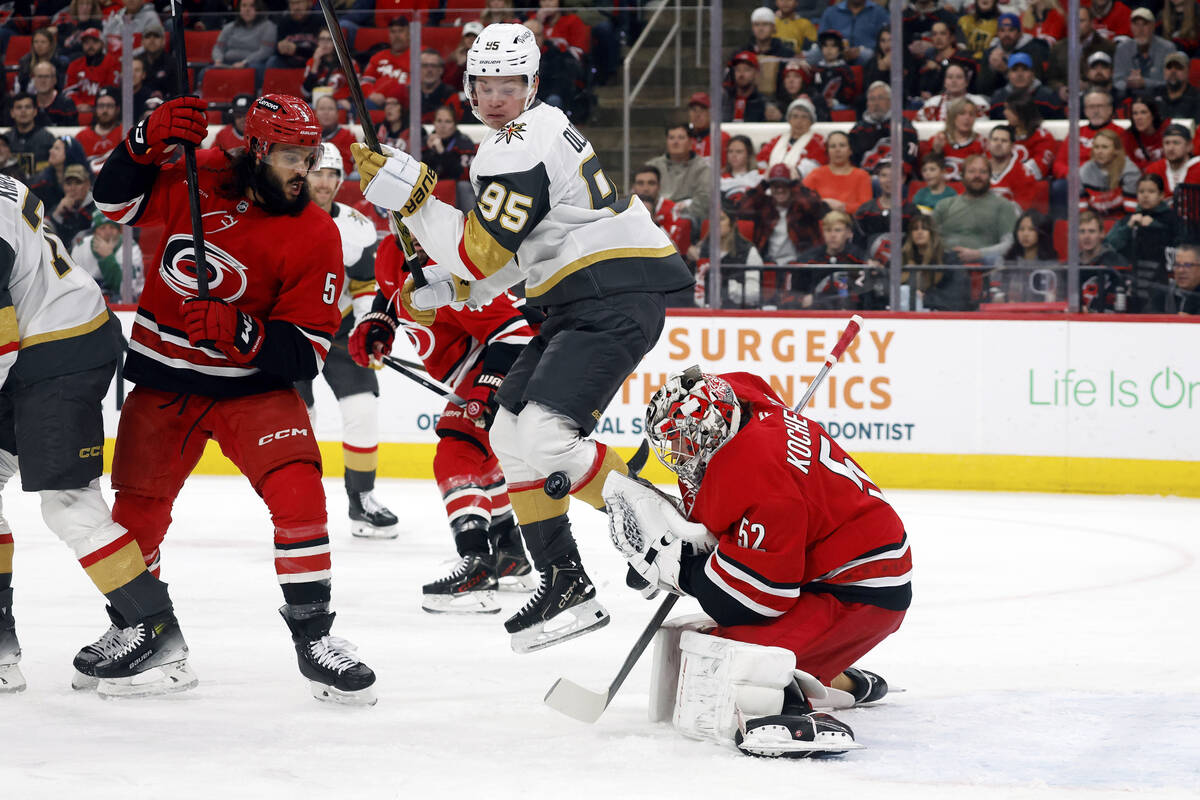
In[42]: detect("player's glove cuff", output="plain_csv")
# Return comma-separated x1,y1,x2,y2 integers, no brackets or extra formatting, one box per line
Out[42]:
349,311,397,368
353,142,439,217
400,276,437,326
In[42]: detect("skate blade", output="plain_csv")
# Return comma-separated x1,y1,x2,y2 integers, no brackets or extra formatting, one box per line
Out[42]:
350,521,399,540
737,728,865,758
0,663,27,693
496,573,537,593
510,599,611,654
71,670,99,691
421,591,501,614
310,680,378,707
97,661,198,699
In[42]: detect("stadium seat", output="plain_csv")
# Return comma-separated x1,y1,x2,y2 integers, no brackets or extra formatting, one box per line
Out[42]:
421,27,463,60
374,0,439,28
262,68,304,96
354,27,391,53
77,111,93,127
441,0,483,25
335,181,365,206
206,109,223,124
434,178,456,205
184,30,221,65
3,36,30,65
201,67,255,102
1030,182,1050,214
737,219,755,240
831,109,857,122
1190,58,1200,88
1053,219,1069,259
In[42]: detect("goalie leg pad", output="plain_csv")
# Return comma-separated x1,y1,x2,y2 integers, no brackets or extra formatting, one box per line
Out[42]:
649,613,714,723
674,630,796,743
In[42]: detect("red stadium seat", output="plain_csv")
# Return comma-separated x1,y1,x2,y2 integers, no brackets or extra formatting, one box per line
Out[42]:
184,30,221,65
1053,219,1069,259
262,68,304,95
4,36,30,65
441,0,483,25
671,218,692,255
206,109,223,124
354,27,391,53
1190,58,1200,88
374,0,439,28
201,67,255,102
434,178,456,204
77,111,93,127
335,181,365,206
1030,181,1049,214
831,109,857,122
421,27,463,60
737,219,755,240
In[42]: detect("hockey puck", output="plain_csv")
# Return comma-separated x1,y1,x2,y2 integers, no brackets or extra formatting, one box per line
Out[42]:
544,471,572,499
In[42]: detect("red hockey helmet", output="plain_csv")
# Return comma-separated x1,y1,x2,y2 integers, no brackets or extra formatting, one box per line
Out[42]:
645,366,742,489
243,94,322,164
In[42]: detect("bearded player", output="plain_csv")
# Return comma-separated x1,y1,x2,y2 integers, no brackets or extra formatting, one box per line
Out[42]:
299,142,400,539
352,23,692,652
92,94,377,705
602,367,911,757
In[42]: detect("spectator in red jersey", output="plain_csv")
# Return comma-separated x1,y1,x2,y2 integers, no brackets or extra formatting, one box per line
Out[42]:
1079,128,1140,218
1004,97,1056,179
53,0,106,62
687,92,729,161
1126,95,1168,169
1048,6,1116,102
990,210,1063,301
363,16,410,107
417,49,463,123
1089,0,1133,41
63,28,119,113
75,86,123,172
268,0,323,70
720,134,764,211
212,0,277,71
1153,51,1200,117
1162,0,1200,56
534,0,591,61
749,163,828,266
804,131,873,213
313,94,354,174
987,124,1043,210
302,28,349,107
767,59,811,121
917,61,989,121
633,165,692,261
920,97,984,181
988,52,1065,119
1052,89,1131,190
525,18,588,121
723,51,768,122
1114,8,1178,96
758,97,825,178
979,12,1049,96
422,105,477,212
1104,173,1183,310
31,62,77,126
1023,0,1066,45
1144,123,1200,197
214,94,254,153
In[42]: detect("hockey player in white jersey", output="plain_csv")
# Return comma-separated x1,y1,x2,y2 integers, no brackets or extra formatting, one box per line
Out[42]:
297,143,400,538
353,22,693,652
0,171,195,696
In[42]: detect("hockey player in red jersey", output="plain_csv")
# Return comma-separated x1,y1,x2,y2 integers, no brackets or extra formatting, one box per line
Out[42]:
91,94,377,705
603,367,911,758
349,234,537,613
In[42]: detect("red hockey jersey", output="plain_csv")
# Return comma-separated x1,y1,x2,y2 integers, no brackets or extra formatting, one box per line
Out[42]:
63,53,120,107
1014,127,1056,180
96,148,343,397
75,125,123,172
678,373,911,627
363,49,410,102
990,153,1043,209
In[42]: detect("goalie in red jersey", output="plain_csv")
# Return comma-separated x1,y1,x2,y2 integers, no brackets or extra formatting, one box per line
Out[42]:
91,94,376,705
602,367,911,758
349,233,538,614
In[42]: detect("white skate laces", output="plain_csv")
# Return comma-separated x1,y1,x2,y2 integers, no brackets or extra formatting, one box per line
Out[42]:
85,625,127,660
359,492,388,515
308,636,362,674
107,624,147,660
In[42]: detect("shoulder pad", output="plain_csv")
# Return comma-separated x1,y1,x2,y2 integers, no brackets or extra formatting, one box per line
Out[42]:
333,202,378,247
474,103,568,175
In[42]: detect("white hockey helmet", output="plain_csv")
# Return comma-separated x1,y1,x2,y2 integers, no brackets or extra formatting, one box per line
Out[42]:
464,23,540,124
645,366,742,491
315,141,344,182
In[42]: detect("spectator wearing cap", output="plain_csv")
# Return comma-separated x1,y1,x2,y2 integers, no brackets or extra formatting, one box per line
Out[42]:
51,162,97,247
30,135,88,210
30,62,77,126
959,0,1001,61
749,163,827,266
810,32,859,111
687,92,729,162
768,58,812,121
71,210,145,303
988,51,1065,119
1143,123,1200,198
6,93,56,175
1047,7,1116,101
774,0,817,53
269,0,323,71
215,94,254,153
803,130,873,213
364,16,411,107
213,0,277,72
816,0,889,64
1089,0,1133,41
724,51,768,122
758,97,826,178
1114,9,1178,95
52,0,106,62
853,158,918,251
647,124,712,228
933,154,1020,264
631,165,692,266
446,21,484,89
102,0,163,42
746,7,796,65
1153,51,1200,118
918,61,989,121
75,87,122,172
525,19,585,120
139,21,179,98
1083,50,1118,100
849,81,920,174
62,27,120,113
979,12,1049,96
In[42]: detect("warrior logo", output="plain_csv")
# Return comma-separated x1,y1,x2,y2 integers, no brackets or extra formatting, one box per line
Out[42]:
160,235,250,301
400,320,435,360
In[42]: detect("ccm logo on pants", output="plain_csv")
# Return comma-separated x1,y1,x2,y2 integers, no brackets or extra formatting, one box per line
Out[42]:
259,428,310,446
78,446,103,458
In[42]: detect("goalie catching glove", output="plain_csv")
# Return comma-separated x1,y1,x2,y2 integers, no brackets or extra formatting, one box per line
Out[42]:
603,471,716,595
352,142,439,217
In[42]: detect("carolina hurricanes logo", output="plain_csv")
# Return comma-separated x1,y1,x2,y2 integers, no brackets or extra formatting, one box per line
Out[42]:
160,235,250,301
202,209,240,235
399,320,435,360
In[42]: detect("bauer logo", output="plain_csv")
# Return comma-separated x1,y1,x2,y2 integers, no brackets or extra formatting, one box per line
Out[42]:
160,236,250,302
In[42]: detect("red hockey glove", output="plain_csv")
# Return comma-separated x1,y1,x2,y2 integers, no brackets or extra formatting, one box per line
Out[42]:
464,372,504,429
349,311,396,368
181,297,264,364
127,96,208,165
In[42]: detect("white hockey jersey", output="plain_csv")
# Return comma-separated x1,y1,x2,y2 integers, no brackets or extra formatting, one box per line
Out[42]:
405,102,692,306
328,201,379,321
0,172,124,387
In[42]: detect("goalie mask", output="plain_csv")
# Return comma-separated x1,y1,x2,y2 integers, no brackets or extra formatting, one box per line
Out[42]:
645,366,742,490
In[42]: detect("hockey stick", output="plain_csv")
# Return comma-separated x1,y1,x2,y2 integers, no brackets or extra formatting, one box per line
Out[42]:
313,0,427,288
380,354,466,406
168,0,209,298
544,593,678,723
793,314,864,413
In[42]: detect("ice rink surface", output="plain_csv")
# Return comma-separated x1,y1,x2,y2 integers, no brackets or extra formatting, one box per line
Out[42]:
0,476,1197,800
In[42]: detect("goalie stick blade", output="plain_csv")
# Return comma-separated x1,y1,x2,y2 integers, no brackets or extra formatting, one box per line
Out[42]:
543,677,611,723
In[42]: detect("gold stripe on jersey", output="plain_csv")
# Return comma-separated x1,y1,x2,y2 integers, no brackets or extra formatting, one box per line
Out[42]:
20,310,109,348
0,306,17,351
462,212,513,277
525,245,679,298
83,541,148,594
348,279,376,296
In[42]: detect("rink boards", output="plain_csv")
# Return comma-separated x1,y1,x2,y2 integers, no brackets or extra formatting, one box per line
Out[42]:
101,310,1200,497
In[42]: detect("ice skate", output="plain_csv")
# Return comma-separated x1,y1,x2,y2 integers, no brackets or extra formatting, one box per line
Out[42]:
280,607,377,706
94,610,198,698
841,667,889,705
493,541,537,592
421,554,501,614
0,593,25,693
71,605,129,690
348,490,399,539
504,553,609,654
735,676,862,757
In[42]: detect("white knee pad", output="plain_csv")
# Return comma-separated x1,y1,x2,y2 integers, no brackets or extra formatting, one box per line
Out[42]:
40,480,128,559
512,403,597,483
489,406,538,484
337,392,378,450
673,630,796,743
